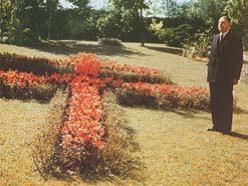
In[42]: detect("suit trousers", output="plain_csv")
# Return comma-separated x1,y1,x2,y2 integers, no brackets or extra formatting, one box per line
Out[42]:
209,82,233,132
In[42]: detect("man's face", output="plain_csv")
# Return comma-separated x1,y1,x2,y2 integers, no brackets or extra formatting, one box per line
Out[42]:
218,17,231,33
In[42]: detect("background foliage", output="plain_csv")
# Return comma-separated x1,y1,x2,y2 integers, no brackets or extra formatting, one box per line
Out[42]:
0,0,247,49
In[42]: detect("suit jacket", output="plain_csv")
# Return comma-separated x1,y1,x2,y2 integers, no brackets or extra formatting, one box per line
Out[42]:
207,31,243,84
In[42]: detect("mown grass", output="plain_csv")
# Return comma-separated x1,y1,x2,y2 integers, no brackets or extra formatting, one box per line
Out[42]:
0,97,55,186
1,41,248,185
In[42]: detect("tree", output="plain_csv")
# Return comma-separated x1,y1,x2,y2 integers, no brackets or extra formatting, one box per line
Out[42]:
0,0,57,42
0,0,13,40
146,0,183,18
192,0,228,33
98,0,148,44
66,0,91,16
225,0,248,49
65,0,98,39
4,0,35,43
46,0,59,40
97,10,122,38
148,0,208,48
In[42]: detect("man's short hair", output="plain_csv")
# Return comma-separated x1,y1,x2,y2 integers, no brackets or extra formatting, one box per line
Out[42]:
221,16,231,23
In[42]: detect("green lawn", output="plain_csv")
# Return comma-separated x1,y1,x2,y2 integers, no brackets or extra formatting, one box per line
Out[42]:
0,41,248,185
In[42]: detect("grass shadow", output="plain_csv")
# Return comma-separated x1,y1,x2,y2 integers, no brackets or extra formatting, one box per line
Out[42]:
170,109,211,120
0,95,52,104
227,131,248,141
144,45,183,56
24,40,148,57
76,120,145,185
121,104,211,121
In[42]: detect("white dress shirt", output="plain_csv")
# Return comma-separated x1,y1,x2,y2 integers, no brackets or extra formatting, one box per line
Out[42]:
220,30,229,41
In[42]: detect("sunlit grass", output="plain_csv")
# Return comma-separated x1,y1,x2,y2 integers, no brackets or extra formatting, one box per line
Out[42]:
0,41,248,185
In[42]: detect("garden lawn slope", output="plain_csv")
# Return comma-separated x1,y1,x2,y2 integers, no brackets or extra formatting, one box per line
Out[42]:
0,97,61,185
0,41,248,185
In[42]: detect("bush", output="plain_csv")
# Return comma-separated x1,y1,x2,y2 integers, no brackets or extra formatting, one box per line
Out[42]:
157,24,194,48
0,82,58,101
6,20,39,44
0,53,72,75
115,82,210,111
99,69,173,84
98,38,123,47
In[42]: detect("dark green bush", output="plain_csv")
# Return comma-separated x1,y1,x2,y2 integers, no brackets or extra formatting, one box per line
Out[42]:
115,88,210,111
0,53,72,75
158,24,194,47
99,69,173,84
98,38,123,47
0,82,58,101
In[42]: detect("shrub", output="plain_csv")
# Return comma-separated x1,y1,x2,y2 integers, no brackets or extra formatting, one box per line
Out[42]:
115,82,210,111
6,25,39,45
99,69,173,84
157,24,194,48
0,83,57,100
97,38,123,47
0,53,72,75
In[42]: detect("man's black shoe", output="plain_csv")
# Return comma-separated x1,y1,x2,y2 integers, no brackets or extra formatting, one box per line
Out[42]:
222,130,231,135
207,128,219,132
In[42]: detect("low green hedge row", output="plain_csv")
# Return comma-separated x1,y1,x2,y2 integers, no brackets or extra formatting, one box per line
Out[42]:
0,53,72,75
115,88,210,111
99,69,173,84
0,82,58,100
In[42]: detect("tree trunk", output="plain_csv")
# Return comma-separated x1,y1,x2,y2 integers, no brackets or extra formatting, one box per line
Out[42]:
139,8,145,46
31,0,40,40
0,0,3,40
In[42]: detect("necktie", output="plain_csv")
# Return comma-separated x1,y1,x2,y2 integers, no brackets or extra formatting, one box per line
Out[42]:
220,34,224,42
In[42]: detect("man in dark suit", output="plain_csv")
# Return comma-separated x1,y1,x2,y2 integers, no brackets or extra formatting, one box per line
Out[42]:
207,16,243,134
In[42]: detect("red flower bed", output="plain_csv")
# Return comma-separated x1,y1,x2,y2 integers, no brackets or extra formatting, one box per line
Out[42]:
0,70,72,100
61,75,106,166
120,82,208,96
101,60,159,75
71,53,101,75
71,53,159,76
59,57,113,165
0,52,216,172
0,70,71,87
115,82,209,110
70,53,172,84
